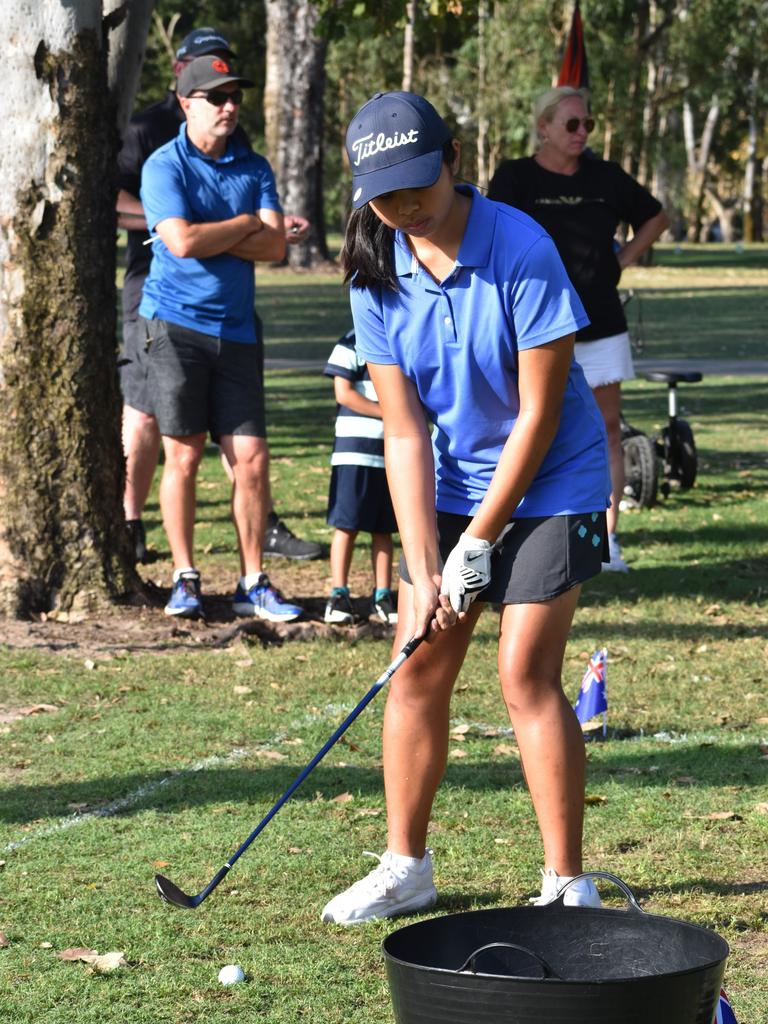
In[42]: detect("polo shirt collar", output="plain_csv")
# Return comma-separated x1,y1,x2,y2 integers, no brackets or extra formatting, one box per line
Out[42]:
393,184,494,278
179,122,244,164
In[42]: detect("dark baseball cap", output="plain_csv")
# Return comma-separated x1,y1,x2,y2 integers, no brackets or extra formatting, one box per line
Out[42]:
175,27,236,61
177,56,254,98
345,92,452,209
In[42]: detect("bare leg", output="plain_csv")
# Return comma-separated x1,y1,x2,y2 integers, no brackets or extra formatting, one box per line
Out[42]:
592,382,624,536
371,532,394,591
159,433,206,570
383,584,483,857
122,404,160,520
497,587,585,875
219,434,270,577
330,528,357,589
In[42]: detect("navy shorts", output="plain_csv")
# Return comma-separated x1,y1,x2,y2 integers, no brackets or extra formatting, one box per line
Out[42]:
119,317,153,414
142,317,265,439
327,464,397,534
399,510,608,605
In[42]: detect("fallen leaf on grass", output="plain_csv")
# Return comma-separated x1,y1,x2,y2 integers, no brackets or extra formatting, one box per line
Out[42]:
88,952,129,973
755,803,768,815
449,748,467,758
233,685,253,695
450,724,470,736
687,811,743,821
153,860,171,869
332,792,354,803
493,743,520,758
354,808,382,818
57,947,98,961
674,776,698,785
254,749,285,760
0,704,58,724
0,932,9,948
585,795,607,805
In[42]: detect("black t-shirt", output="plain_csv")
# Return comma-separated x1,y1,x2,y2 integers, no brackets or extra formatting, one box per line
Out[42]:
487,156,661,341
117,91,185,320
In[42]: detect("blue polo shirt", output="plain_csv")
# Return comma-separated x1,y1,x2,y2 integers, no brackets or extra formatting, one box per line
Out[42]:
351,187,610,517
139,124,282,344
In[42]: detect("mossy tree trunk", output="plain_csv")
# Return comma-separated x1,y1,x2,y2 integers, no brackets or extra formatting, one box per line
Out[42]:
0,1,147,617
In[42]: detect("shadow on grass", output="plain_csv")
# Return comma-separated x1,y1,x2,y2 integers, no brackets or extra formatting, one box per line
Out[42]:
1,743,764,827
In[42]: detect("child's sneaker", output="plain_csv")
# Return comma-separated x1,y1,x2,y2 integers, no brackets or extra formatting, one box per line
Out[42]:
164,570,202,618
233,574,303,622
324,589,355,624
371,589,398,625
531,869,602,908
603,533,629,572
321,850,437,925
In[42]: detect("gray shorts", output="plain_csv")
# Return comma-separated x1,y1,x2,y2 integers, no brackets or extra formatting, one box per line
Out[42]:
141,317,266,439
399,510,608,605
119,317,154,414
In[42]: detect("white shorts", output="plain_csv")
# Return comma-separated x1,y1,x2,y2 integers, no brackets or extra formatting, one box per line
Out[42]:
574,332,635,389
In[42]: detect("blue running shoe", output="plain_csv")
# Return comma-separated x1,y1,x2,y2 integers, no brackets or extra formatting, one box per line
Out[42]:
233,574,303,622
164,570,202,618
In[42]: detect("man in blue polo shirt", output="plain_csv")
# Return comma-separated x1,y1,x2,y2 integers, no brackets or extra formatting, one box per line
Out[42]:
139,54,302,621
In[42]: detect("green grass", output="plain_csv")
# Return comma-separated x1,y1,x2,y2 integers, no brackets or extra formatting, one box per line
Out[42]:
1,245,765,1022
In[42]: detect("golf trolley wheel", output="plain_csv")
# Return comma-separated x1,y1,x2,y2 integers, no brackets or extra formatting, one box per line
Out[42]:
622,433,658,509
662,420,697,490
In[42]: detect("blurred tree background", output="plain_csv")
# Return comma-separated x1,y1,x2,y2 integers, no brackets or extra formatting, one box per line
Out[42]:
133,0,767,254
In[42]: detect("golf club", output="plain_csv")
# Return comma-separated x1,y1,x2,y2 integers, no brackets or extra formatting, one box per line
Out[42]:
155,634,424,908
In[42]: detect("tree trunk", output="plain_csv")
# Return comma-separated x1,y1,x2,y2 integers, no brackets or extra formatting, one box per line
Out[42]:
476,0,489,191
402,1,416,93
0,1,141,617
683,96,720,242
264,0,329,268
104,0,154,136
743,67,762,242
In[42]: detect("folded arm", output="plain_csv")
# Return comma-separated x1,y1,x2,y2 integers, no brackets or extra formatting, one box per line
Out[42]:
116,189,147,231
226,208,287,263
333,376,382,418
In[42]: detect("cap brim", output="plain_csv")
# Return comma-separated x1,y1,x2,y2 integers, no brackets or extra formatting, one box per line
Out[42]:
350,149,444,209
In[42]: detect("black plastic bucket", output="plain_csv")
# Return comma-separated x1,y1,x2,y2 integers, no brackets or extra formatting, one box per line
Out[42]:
382,873,728,1024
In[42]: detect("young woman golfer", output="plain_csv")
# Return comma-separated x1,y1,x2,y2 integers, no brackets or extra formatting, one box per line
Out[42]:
321,92,611,925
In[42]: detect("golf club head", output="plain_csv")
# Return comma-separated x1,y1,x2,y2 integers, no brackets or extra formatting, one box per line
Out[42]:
155,874,200,909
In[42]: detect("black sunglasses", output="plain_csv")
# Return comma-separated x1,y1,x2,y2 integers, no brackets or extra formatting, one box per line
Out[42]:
564,116,595,134
192,88,244,107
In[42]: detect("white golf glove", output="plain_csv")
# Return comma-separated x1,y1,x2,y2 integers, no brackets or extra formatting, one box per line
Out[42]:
440,533,493,614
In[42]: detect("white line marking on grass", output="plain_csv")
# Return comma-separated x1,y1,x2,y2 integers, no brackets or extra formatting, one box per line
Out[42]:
3,747,250,854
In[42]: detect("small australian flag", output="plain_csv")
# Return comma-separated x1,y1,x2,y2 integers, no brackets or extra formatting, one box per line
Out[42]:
574,648,608,724
716,989,738,1024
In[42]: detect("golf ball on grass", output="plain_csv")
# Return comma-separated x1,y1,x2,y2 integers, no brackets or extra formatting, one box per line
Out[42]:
218,964,245,985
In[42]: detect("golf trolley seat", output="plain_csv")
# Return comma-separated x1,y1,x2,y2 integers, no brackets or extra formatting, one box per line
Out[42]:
621,369,704,509
640,369,702,386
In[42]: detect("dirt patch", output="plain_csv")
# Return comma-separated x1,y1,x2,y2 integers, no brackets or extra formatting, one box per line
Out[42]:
0,557,396,656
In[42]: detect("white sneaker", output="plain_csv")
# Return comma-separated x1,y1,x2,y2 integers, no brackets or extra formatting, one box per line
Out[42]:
531,868,602,908
321,850,437,925
603,533,629,573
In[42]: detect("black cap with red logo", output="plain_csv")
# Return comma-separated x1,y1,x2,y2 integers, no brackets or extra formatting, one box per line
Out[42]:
177,55,254,97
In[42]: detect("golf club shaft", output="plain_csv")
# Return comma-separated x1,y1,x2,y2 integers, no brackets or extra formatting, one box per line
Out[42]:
170,635,424,905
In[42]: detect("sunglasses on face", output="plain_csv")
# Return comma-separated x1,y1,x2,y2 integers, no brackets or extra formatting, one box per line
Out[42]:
564,116,595,134
191,88,244,107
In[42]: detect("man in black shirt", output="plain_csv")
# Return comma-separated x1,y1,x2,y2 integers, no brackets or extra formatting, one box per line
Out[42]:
117,27,322,564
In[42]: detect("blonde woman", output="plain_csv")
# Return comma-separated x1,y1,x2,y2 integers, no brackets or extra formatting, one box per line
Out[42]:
489,87,668,572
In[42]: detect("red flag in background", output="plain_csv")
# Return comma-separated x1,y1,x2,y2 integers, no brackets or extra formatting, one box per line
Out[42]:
558,1,590,89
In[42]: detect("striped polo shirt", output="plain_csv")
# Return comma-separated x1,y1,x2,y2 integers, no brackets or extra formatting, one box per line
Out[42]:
323,330,385,469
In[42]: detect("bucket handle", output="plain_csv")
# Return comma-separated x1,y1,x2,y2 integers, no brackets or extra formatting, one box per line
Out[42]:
455,941,561,980
544,871,645,913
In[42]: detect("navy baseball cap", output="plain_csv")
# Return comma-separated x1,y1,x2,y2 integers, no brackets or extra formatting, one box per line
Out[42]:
175,27,236,61
345,92,452,209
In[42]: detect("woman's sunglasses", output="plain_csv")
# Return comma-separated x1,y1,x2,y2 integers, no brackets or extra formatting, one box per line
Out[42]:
564,116,595,134
191,89,244,107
